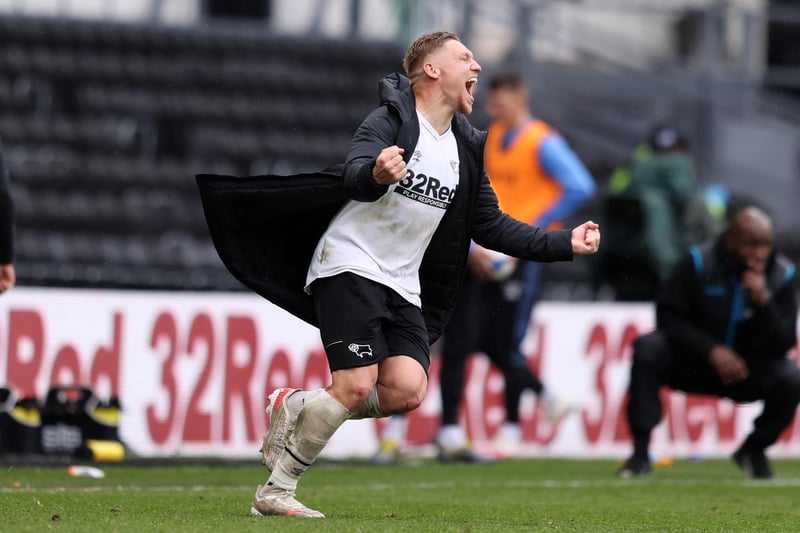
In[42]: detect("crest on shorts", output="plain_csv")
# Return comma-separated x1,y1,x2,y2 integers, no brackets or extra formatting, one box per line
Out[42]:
348,343,373,358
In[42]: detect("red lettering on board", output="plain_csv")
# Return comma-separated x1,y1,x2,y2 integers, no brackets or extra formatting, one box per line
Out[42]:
521,323,557,445
6,310,44,398
49,344,82,387
405,357,442,445
146,312,178,445
90,312,122,398
581,321,639,445
302,348,329,393
264,348,293,395
183,313,215,443
224,316,258,442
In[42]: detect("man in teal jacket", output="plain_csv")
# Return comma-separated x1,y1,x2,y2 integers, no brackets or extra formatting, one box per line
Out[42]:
620,206,799,479
602,126,696,300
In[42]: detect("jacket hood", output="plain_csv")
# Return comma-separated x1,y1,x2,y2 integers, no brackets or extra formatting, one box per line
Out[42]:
379,72,416,122
378,72,486,152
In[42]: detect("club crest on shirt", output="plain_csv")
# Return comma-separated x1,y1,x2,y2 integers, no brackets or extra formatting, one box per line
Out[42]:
449,160,459,174
411,150,422,163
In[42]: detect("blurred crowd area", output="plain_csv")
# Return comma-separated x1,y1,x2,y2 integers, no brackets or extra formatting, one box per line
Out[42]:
0,0,798,298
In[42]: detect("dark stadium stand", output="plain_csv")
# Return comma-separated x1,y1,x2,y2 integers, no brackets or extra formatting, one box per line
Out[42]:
2,12,798,298
0,16,404,290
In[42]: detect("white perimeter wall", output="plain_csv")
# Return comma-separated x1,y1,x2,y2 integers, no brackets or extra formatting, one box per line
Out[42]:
1,287,799,459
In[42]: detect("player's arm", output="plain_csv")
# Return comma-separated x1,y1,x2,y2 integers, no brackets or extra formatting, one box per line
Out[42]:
535,134,596,228
470,169,573,262
342,107,398,202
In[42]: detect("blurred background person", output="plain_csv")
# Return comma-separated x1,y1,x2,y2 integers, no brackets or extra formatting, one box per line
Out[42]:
619,206,799,479
375,71,596,462
0,137,15,294
441,72,596,459
599,125,699,301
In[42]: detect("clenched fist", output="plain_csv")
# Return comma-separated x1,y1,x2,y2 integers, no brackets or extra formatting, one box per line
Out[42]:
571,221,601,255
373,146,406,185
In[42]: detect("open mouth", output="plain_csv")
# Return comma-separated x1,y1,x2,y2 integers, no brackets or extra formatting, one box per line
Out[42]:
465,77,478,99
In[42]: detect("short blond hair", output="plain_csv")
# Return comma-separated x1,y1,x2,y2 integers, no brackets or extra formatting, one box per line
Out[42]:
402,31,460,82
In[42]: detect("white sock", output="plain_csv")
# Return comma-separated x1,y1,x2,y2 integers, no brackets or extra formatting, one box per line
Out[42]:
348,386,385,419
381,415,407,443
267,390,351,490
437,424,467,450
285,388,323,417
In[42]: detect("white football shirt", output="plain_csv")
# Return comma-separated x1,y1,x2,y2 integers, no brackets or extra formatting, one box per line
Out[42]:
306,112,460,307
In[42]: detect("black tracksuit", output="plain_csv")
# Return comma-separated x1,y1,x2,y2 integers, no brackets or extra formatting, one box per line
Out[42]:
627,238,800,452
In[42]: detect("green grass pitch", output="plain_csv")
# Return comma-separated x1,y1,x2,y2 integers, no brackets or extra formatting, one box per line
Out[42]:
3,458,800,531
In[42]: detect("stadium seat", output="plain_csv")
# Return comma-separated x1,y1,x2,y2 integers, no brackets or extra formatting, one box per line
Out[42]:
0,14,403,290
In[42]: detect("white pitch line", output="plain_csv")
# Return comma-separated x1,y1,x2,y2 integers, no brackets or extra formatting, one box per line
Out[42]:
0,484,253,495
4,478,800,495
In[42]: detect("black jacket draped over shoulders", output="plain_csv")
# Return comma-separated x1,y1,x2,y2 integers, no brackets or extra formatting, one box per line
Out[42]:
197,73,572,344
